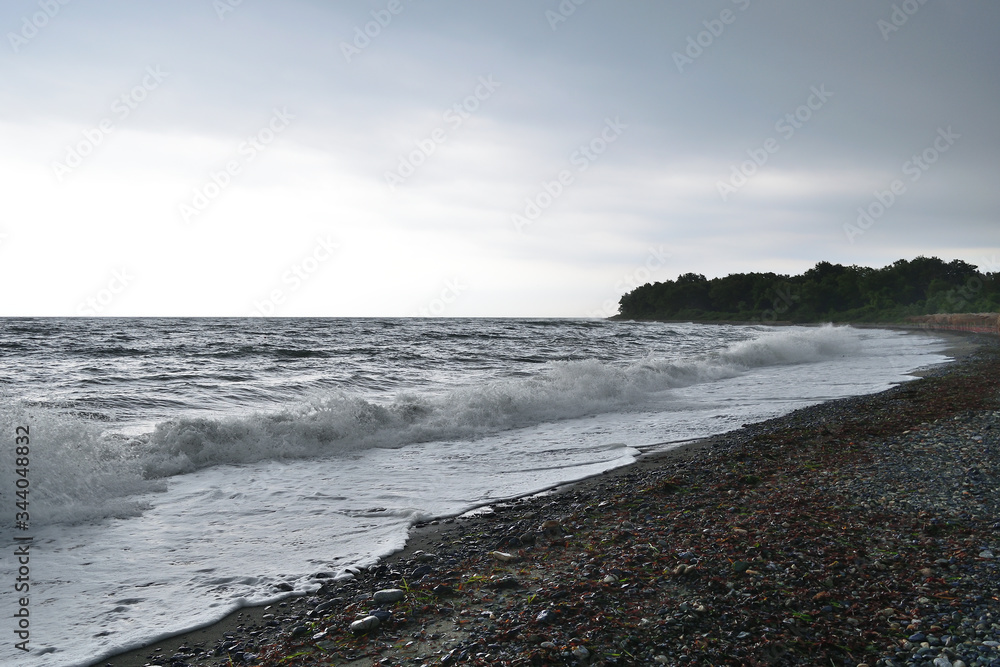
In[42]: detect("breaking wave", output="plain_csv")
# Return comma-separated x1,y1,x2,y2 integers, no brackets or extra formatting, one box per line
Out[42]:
0,324,864,527
139,324,860,476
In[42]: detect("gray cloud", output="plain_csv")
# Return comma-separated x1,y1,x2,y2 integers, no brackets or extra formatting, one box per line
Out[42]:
0,0,996,315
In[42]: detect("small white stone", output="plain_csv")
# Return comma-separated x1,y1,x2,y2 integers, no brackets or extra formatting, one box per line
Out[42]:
372,588,405,604
349,615,380,633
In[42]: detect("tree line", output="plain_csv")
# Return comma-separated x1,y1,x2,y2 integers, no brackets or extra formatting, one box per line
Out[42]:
615,257,1000,322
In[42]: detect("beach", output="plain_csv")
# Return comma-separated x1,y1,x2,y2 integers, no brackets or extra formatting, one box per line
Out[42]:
95,331,1000,667
7,1,999,663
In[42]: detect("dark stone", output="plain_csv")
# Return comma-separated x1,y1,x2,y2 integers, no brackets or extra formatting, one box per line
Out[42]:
536,609,556,624
490,576,520,590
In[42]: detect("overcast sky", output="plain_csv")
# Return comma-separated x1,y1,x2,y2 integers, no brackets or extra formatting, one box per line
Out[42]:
1,0,997,317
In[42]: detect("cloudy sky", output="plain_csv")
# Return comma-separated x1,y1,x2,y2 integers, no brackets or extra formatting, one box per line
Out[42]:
1,0,997,317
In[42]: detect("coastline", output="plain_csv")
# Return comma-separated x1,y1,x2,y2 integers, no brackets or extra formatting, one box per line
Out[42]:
96,330,998,667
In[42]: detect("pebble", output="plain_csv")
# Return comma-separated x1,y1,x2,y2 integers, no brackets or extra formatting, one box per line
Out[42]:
372,588,405,604
489,575,520,590
489,550,517,562
411,565,433,578
536,609,556,624
349,615,381,634
370,609,392,622
309,600,336,617
539,520,564,537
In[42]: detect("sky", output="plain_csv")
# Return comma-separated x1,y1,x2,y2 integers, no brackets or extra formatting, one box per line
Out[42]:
1,0,997,317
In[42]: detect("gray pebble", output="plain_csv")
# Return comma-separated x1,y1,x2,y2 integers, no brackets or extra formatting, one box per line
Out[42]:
349,615,380,634
372,588,405,604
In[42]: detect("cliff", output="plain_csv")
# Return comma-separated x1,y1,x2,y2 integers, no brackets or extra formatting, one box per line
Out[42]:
905,312,1000,335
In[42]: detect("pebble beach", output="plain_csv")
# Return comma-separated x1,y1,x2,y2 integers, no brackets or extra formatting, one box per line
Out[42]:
101,332,1000,667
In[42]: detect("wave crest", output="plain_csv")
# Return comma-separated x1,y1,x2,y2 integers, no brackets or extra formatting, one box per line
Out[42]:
141,325,861,476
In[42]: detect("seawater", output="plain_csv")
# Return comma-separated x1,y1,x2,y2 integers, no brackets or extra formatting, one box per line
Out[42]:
0,318,950,666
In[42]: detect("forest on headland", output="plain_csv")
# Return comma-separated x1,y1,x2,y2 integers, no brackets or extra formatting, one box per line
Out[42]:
614,256,1000,323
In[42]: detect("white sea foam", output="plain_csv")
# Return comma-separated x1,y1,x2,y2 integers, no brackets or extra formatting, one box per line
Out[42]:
716,323,860,367
0,405,164,534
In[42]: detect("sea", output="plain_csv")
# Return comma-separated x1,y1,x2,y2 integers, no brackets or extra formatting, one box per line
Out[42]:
0,318,951,666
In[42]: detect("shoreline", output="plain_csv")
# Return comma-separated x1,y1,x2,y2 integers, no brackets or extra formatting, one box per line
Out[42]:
97,407,733,666
96,330,995,667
